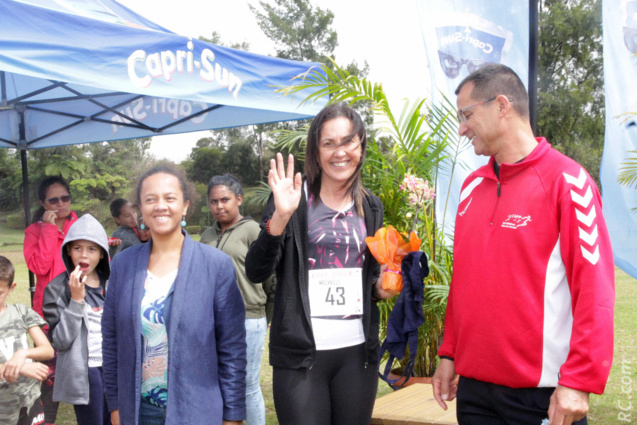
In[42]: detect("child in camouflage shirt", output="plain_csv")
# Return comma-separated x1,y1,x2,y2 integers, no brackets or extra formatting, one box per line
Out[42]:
0,256,54,425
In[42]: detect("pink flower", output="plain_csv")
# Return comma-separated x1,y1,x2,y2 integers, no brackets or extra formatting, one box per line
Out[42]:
400,174,435,206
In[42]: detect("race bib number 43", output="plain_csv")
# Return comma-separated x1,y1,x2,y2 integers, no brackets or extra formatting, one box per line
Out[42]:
308,268,363,317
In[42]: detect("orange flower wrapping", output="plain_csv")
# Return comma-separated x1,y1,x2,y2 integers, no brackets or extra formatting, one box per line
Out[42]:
365,225,422,295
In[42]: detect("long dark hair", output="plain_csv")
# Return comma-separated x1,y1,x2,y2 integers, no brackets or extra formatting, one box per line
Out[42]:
304,102,367,215
31,176,71,223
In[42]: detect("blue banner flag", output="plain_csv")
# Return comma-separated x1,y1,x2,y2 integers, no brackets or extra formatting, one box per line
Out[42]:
417,0,530,239
601,0,637,278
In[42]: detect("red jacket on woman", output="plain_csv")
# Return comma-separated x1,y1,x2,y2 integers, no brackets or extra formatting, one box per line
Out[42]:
23,211,78,317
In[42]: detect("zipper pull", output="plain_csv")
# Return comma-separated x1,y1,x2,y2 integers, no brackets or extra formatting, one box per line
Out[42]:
497,181,501,197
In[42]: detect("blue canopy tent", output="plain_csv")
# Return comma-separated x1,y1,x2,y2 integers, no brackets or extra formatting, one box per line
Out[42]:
0,0,325,298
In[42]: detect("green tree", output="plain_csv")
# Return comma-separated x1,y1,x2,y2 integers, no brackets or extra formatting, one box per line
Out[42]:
28,145,89,183
86,139,152,183
184,134,261,187
184,144,224,184
538,0,604,182
249,0,337,63
0,149,22,211
199,31,251,52
220,141,260,185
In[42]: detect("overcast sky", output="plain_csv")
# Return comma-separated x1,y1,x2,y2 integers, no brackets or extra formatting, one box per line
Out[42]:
116,0,430,162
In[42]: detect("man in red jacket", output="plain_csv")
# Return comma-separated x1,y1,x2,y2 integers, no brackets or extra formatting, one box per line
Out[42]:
432,64,615,425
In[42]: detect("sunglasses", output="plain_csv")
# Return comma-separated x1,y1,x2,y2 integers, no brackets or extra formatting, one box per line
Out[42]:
438,51,489,79
46,195,71,205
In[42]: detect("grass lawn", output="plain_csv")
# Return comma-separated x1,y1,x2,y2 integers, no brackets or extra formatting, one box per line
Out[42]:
1,220,635,424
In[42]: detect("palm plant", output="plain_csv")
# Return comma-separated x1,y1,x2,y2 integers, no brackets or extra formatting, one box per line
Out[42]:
277,60,466,377
618,149,637,213
617,109,637,213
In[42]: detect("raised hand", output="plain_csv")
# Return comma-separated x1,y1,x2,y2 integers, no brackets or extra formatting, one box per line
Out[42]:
267,153,302,235
42,210,57,225
69,265,87,303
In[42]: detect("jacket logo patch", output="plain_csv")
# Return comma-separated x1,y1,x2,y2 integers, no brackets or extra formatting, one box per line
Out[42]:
501,214,532,229
459,197,472,217
563,168,600,265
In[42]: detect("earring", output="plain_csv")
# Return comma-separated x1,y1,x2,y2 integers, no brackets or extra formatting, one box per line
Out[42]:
139,223,146,230
181,216,187,227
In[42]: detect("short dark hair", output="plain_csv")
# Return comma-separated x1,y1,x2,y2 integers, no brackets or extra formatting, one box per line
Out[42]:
455,64,529,119
32,176,71,223
0,255,15,286
207,174,243,198
136,165,190,206
110,198,130,218
305,102,367,215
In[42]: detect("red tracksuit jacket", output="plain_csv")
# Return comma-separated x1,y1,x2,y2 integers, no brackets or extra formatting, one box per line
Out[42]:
23,211,78,317
439,138,614,395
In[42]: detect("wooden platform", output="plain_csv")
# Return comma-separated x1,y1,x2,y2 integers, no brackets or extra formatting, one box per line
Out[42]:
371,383,458,425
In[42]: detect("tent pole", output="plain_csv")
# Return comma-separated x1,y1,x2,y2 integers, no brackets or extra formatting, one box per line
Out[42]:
21,150,34,305
529,0,539,136
18,108,35,305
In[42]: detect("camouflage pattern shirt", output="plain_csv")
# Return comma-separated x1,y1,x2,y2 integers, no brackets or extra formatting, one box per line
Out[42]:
0,304,46,423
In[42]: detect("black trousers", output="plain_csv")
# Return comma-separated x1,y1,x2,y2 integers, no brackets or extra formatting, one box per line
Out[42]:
272,343,378,425
457,376,588,425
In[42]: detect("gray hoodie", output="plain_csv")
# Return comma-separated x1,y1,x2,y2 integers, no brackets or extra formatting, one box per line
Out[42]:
42,214,110,405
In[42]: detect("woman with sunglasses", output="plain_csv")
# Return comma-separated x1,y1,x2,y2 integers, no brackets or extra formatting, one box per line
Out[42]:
23,175,78,425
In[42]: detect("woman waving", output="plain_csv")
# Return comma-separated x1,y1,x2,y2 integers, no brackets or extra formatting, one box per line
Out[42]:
246,103,391,425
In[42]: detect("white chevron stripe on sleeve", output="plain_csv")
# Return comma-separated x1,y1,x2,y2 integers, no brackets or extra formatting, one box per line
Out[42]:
460,177,484,204
563,168,586,189
581,245,600,265
570,186,593,208
575,205,597,227
578,225,599,246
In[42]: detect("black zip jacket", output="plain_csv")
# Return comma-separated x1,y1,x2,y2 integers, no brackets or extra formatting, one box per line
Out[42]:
246,187,383,369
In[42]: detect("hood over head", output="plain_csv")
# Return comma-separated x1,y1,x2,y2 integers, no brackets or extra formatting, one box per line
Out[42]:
61,214,110,280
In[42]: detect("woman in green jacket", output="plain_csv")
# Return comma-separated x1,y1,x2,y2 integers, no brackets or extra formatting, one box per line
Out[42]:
200,174,272,425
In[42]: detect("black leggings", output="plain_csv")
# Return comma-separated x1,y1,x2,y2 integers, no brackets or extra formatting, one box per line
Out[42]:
272,343,378,425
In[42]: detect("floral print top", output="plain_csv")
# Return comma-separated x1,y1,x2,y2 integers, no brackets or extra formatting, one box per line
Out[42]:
140,269,177,408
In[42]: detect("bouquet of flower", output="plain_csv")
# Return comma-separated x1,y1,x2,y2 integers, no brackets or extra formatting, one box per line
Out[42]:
365,225,422,295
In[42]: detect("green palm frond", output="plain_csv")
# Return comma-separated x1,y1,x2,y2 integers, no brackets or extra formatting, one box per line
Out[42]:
273,126,310,161
246,182,272,207
618,150,637,188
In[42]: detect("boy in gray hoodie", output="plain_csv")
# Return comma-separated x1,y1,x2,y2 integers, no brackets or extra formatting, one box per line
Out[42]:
42,214,111,425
